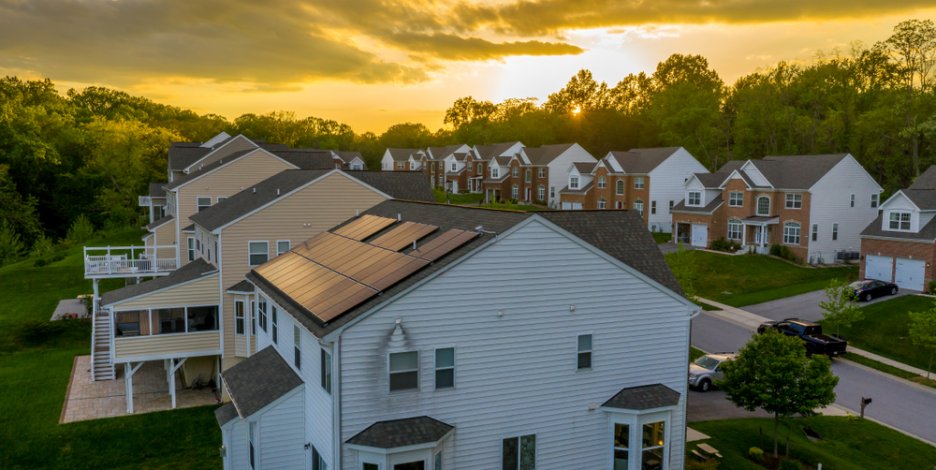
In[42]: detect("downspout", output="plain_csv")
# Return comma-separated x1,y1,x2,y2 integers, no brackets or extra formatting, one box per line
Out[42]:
218,232,225,370
173,190,181,268
332,333,342,470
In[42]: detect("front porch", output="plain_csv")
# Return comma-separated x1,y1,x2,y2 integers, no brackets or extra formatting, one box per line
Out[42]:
61,355,218,423
737,216,778,254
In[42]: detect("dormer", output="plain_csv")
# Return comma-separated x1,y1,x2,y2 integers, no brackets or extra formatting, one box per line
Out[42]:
567,163,594,190
684,175,718,208
879,191,925,233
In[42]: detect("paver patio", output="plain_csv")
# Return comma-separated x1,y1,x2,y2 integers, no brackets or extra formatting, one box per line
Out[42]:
61,355,219,423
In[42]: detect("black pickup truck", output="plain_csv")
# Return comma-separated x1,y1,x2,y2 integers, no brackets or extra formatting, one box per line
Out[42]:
756,318,847,357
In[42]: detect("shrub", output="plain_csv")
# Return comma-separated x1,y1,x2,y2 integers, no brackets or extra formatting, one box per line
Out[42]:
66,214,95,245
29,234,55,259
778,459,803,470
0,222,25,265
928,280,936,295
748,446,764,462
16,321,68,346
711,237,741,253
769,244,798,263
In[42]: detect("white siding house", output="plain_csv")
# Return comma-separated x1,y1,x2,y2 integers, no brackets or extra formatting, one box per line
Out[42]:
647,148,708,233
544,143,597,208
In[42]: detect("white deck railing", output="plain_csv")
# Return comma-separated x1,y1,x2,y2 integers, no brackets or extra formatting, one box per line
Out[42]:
83,245,177,278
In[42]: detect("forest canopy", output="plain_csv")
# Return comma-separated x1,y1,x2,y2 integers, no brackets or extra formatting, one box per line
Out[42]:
1,19,935,256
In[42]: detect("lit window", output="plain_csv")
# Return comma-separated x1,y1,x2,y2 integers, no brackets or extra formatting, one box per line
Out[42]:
642,421,666,468
634,176,645,189
785,193,802,209
502,435,535,470
389,351,418,391
756,196,770,216
248,241,268,266
889,211,911,230
783,222,801,245
729,191,743,207
435,348,455,389
687,191,701,206
577,334,592,369
613,423,630,469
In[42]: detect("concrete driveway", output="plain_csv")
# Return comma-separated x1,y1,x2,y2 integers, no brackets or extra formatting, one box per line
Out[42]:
745,289,909,322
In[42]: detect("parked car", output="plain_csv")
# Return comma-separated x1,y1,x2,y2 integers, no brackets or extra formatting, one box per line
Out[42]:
850,280,898,302
688,353,735,392
756,318,847,357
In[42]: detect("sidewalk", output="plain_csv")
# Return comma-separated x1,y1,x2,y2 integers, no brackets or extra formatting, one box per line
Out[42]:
697,297,933,380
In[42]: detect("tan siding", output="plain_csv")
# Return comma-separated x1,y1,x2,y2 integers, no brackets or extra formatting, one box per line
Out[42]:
114,330,220,360
188,136,256,170
220,172,388,361
152,220,177,260
175,151,296,252
111,273,219,310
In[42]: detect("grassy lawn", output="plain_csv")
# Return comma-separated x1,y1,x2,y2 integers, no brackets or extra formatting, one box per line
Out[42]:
0,227,221,468
690,346,706,361
668,251,857,307
690,416,936,469
433,189,484,205
834,295,936,374
652,232,672,244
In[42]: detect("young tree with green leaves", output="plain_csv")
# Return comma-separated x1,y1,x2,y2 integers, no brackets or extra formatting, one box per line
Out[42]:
666,244,697,301
908,299,936,379
819,279,864,337
719,329,838,458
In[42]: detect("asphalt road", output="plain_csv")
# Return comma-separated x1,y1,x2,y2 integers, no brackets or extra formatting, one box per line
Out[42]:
691,311,936,445
745,289,909,322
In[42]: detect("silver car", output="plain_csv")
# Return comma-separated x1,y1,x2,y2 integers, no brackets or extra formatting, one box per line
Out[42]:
688,353,735,392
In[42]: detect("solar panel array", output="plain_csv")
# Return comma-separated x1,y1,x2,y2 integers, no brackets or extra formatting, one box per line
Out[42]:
255,217,480,323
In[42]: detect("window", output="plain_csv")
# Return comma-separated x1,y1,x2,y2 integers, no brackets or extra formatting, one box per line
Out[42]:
577,334,592,369
538,167,546,178
616,179,625,195
156,308,185,334
451,162,457,172
668,200,674,212
811,224,818,241
364,464,378,470
756,196,770,216
435,348,455,389
502,435,535,470
235,301,245,335
634,200,644,215
217,196,227,203
613,423,630,470
642,421,666,470
249,421,257,469
525,169,531,183
634,176,645,189
687,191,701,206
187,237,195,262
889,211,911,230
598,199,607,209
785,193,802,209
248,241,268,266
434,451,442,470
512,166,519,177
850,194,855,207
312,446,326,470
651,200,657,215
196,196,211,212
271,306,278,344
258,298,268,332
511,184,519,200
537,185,545,201
727,220,742,241
783,222,801,245
729,191,743,207
491,166,499,179
832,223,839,241
570,176,580,189
871,194,879,208
276,240,290,256
293,326,301,370
321,348,332,393
477,163,483,173
389,351,418,391
597,175,607,189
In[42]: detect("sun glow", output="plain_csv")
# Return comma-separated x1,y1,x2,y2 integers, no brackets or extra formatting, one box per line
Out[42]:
571,105,582,115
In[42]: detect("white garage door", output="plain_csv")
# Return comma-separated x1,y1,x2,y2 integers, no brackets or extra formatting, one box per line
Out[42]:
561,202,582,210
865,255,893,282
895,258,925,291
691,224,708,248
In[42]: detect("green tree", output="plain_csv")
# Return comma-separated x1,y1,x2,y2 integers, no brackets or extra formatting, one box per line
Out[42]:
444,96,496,128
908,299,936,378
544,69,610,114
818,279,864,337
719,330,838,457
666,244,697,301
0,221,25,266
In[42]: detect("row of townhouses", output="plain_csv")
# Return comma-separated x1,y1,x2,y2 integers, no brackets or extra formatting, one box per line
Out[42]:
84,132,697,470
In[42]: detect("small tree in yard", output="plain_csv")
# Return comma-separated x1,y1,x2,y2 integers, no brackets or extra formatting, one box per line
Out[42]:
909,299,936,379
719,330,839,458
819,279,863,337
667,244,697,301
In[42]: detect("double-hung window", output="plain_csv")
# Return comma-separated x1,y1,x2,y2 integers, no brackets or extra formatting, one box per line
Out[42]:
598,199,607,209
525,169,532,183
642,422,666,468
276,240,291,256
756,196,770,216
248,241,268,266
616,180,625,195
451,162,457,172
785,193,802,209
783,222,801,245
389,351,418,391
478,163,483,173
235,300,245,335
502,434,535,470
293,326,301,370
850,194,855,207
811,224,818,241
613,423,630,469
871,194,879,208
597,175,607,189
321,348,332,393
577,334,592,369
258,298,268,332
187,237,195,262
650,200,657,215
196,196,211,212
512,166,519,177
634,176,645,189
687,191,701,206
570,176,580,190
491,166,499,179
537,185,545,201
538,167,546,178
634,200,644,215
435,348,455,389
729,191,743,207
727,220,742,241
832,223,839,240
889,211,911,230
511,184,519,200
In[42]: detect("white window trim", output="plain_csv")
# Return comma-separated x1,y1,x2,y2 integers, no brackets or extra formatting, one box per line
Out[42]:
597,175,607,189
727,220,742,241
196,195,212,212
248,240,269,267
888,211,912,231
605,409,673,470
785,193,802,209
783,221,801,246
832,223,839,241
234,299,246,336
756,196,771,216
389,351,419,392
501,434,536,470
871,193,879,208
687,191,701,207
570,176,580,190
616,180,625,196
577,334,592,370
276,240,291,256
634,176,645,189
728,191,743,207
187,237,195,262
434,347,455,390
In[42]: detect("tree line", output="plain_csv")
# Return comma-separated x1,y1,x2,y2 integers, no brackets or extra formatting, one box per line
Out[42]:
0,19,934,262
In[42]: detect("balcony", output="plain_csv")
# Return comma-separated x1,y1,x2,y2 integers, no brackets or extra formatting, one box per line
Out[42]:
138,195,166,207
84,245,177,279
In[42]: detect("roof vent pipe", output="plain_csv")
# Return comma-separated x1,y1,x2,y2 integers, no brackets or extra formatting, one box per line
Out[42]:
397,213,402,221
412,240,417,250
276,188,280,196
253,187,256,194
355,209,360,217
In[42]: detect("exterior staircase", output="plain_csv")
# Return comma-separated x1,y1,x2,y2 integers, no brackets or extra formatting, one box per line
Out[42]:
92,312,115,381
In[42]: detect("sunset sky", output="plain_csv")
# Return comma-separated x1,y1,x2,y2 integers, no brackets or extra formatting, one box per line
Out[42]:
2,1,935,132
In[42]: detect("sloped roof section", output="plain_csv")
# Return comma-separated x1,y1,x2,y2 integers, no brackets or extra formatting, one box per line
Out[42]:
525,143,577,165
165,149,255,190
573,161,597,173
214,403,238,426
221,346,303,418
861,213,936,241
148,182,166,199
475,142,521,160
145,214,174,231
168,142,212,171
101,258,217,305
602,383,681,410
386,148,422,161
694,172,730,188
910,165,936,190
609,147,680,174
751,154,849,190
672,195,723,214
273,149,340,169
428,144,465,160
347,416,454,449
901,189,936,210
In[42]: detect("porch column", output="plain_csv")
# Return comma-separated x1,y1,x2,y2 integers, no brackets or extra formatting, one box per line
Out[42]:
169,358,188,409
92,279,99,316
125,362,143,413
741,223,747,247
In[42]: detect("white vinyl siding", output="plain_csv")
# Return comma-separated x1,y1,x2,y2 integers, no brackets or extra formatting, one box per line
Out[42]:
258,388,306,470
646,148,707,233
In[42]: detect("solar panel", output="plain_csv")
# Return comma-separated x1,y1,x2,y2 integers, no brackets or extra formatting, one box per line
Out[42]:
369,222,439,251
411,229,480,262
332,214,397,240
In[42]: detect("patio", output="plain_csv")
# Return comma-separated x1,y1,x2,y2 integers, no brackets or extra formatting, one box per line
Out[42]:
61,355,219,424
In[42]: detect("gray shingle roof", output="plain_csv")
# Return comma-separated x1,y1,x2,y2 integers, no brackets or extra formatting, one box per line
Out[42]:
574,161,597,173
227,279,254,293
248,200,684,338
560,181,594,194
474,142,522,160
694,172,730,188
189,170,434,232
145,214,174,231
148,182,166,199
215,403,239,426
273,149,341,169
608,147,681,174
602,383,681,410
335,151,364,164
672,195,723,214
524,143,578,166
101,258,217,305
387,148,422,162
750,154,849,189
428,145,465,161
900,189,936,210
909,165,936,190
168,142,211,171
221,346,303,419
347,416,454,449
165,149,255,190
861,213,936,241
